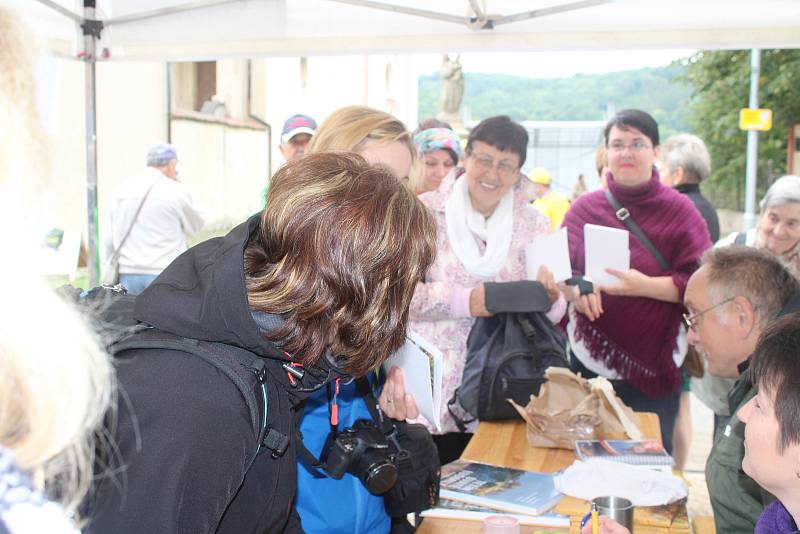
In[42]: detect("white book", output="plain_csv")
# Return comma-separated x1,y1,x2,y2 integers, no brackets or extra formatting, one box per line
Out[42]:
584,224,629,287
525,227,572,283
382,330,443,431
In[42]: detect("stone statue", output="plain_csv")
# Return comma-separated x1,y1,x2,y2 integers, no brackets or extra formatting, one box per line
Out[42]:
438,54,464,126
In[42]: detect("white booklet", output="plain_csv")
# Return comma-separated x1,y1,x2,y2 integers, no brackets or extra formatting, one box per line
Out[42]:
584,224,630,286
382,330,443,431
525,226,572,283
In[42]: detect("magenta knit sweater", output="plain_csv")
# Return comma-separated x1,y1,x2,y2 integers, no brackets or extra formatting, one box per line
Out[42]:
563,170,712,397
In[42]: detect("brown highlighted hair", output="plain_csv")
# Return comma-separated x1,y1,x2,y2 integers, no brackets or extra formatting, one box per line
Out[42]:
244,152,436,376
749,312,800,451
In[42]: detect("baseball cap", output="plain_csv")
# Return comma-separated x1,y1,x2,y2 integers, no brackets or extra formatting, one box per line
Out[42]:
281,114,317,143
146,143,178,167
528,167,552,186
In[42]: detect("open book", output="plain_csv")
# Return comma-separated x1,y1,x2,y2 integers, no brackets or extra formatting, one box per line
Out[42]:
382,330,443,431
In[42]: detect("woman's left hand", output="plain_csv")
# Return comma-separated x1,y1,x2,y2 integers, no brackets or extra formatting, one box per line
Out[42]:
378,366,420,421
600,268,649,297
537,265,560,304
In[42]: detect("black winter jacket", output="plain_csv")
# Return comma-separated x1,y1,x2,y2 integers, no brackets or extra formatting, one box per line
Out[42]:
88,215,336,534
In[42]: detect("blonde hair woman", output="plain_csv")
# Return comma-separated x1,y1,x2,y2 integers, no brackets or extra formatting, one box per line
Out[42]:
298,105,422,534
0,6,115,533
308,105,415,182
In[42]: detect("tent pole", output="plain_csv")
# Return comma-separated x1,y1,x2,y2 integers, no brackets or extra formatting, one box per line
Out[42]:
83,1,100,286
743,48,760,231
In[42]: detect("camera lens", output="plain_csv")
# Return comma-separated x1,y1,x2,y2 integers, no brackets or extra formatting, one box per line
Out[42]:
363,460,398,495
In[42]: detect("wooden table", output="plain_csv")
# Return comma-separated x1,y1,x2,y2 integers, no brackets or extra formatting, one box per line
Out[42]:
418,414,691,534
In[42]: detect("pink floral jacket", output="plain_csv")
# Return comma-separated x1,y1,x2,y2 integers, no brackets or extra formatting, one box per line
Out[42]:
409,169,566,434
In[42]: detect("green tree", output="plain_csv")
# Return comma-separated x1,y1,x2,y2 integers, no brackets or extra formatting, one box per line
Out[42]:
418,65,691,136
679,50,800,209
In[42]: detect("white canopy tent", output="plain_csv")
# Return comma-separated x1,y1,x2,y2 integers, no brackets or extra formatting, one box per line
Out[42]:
10,0,800,284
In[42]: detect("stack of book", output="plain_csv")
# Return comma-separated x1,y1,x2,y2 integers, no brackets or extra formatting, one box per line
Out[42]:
420,460,570,530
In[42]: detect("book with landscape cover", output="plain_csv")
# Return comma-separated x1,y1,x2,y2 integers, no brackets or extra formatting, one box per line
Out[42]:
574,439,674,468
439,460,563,516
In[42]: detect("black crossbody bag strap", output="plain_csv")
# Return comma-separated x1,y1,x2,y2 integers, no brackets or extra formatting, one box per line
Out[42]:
604,188,669,271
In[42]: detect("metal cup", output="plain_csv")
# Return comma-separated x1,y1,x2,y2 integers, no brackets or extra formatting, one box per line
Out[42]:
592,496,634,531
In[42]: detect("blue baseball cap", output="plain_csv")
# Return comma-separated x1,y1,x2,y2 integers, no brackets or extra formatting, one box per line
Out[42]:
281,114,317,143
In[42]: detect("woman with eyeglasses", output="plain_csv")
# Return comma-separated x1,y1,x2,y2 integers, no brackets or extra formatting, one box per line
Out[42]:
693,174,800,438
378,115,566,463
562,109,712,451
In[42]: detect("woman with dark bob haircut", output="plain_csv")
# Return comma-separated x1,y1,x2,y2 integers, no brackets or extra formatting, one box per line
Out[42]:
380,115,566,463
88,152,436,534
562,109,711,451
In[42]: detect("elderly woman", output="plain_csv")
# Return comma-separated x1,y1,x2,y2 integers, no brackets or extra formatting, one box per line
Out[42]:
694,174,800,433
297,105,422,534
718,174,800,277
584,312,800,534
660,133,720,242
411,124,462,195
563,109,711,451
380,115,565,463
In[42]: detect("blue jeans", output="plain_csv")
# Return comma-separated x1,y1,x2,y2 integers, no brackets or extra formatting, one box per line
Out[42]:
119,274,158,295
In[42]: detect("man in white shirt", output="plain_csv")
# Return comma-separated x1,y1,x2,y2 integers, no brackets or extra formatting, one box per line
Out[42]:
104,144,204,294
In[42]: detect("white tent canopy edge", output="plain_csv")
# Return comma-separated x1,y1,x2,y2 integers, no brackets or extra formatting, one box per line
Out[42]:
12,0,800,285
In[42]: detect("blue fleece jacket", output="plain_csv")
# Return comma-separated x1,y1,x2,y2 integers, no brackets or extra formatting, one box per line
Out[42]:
296,379,390,534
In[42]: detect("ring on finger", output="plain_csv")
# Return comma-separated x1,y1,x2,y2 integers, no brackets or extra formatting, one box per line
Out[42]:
386,398,394,404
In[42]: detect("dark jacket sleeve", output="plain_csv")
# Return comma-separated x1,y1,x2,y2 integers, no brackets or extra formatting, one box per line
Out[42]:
88,349,255,534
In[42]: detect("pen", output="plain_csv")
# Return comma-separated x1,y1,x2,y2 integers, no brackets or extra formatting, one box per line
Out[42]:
591,501,599,534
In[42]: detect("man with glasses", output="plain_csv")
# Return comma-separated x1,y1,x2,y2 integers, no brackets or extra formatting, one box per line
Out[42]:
683,246,799,533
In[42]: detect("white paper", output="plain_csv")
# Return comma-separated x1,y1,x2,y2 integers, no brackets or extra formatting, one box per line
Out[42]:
525,227,572,283
584,224,629,286
383,330,443,431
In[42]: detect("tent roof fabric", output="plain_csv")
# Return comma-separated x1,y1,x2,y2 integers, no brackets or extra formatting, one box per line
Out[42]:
13,0,800,61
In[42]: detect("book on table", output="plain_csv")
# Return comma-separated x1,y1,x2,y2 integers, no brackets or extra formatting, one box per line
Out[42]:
574,439,674,471
421,498,570,529
438,459,564,516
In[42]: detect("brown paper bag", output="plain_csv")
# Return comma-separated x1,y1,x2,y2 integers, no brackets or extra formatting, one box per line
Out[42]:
509,367,642,449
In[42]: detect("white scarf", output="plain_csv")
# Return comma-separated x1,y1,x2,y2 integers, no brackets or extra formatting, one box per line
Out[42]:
445,174,514,280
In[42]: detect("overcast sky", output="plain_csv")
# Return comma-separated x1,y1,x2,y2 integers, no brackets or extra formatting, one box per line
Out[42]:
412,48,695,78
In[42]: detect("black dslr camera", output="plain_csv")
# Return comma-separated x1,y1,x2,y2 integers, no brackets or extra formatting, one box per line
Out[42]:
321,419,399,495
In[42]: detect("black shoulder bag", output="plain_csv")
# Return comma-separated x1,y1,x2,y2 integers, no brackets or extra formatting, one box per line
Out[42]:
604,188,669,271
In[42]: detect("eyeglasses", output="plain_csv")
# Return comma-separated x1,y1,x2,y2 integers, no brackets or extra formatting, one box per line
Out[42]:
682,297,735,331
607,140,652,153
469,151,518,177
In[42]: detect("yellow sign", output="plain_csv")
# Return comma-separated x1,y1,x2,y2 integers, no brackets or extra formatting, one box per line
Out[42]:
739,108,773,131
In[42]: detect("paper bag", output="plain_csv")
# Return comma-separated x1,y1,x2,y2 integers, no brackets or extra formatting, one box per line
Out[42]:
509,367,642,449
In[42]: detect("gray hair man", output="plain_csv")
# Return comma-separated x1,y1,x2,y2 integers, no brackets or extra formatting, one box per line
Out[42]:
684,246,799,533
660,134,720,242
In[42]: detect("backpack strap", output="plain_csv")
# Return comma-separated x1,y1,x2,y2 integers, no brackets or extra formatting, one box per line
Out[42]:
604,188,669,271
734,232,747,246
446,390,474,433
112,334,289,464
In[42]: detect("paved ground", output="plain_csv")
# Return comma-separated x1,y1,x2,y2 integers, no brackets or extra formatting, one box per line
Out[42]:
684,393,715,519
